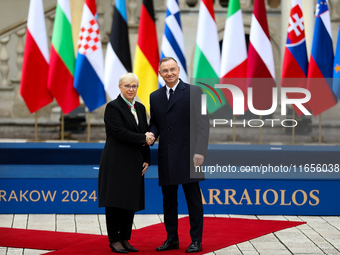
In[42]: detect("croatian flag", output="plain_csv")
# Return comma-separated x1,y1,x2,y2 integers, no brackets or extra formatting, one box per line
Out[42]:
307,0,337,116
160,0,188,84
281,0,309,116
74,0,106,112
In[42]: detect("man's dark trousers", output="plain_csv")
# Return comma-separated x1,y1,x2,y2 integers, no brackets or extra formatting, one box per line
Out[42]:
162,182,203,242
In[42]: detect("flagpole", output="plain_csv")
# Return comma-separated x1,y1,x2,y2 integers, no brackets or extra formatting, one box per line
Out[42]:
233,115,236,142
61,112,64,141
34,112,38,142
319,113,322,144
87,110,91,142
292,111,295,145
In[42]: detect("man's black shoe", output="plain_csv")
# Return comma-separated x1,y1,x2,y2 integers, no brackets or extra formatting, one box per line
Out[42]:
156,239,179,251
186,241,202,253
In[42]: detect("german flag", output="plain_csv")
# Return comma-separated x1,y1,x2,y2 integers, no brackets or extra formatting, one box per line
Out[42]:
134,0,159,114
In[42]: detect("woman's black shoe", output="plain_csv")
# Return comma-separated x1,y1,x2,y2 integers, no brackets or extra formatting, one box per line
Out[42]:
109,242,129,253
121,240,138,252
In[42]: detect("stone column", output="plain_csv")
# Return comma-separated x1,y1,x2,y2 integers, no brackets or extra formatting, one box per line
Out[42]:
127,0,139,27
11,79,30,118
281,0,290,64
0,35,11,88
329,0,340,20
178,0,188,8
97,0,105,38
47,14,55,49
186,0,199,8
15,29,26,80
240,0,252,8
97,0,108,56
302,0,315,59
70,0,85,56
214,0,222,9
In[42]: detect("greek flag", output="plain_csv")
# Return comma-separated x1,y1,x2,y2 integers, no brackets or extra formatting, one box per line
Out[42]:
160,0,188,85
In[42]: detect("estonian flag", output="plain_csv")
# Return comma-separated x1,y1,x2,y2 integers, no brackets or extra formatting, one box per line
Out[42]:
104,0,132,100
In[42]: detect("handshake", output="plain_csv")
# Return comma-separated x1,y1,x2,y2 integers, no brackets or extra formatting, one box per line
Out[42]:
145,132,155,146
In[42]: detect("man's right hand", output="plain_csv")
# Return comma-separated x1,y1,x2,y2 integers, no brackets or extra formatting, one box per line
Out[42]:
145,132,155,145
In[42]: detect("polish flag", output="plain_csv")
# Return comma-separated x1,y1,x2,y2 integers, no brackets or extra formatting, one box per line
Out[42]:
20,0,53,113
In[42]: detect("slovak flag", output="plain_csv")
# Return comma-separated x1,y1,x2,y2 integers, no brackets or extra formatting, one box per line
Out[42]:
307,0,337,116
74,0,106,112
281,0,309,116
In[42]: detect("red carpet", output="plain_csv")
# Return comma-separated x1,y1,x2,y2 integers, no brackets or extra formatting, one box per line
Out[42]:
0,216,305,254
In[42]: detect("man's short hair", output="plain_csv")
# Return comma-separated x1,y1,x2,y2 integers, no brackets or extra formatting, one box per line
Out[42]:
159,57,177,68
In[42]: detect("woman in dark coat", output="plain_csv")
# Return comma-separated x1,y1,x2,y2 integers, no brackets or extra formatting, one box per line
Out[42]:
98,73,153,253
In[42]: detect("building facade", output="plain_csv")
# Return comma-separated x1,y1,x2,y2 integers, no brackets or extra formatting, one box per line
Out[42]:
1,0,340,142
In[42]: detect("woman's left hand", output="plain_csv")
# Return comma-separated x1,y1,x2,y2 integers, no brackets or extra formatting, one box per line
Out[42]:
142,162,149,176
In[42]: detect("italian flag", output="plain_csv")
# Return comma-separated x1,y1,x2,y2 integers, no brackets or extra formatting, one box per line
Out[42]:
220,0,248,111
193,0,225,114
20,0,53,113
47,0,79,114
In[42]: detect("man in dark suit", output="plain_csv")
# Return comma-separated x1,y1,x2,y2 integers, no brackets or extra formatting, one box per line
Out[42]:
149,57,210,253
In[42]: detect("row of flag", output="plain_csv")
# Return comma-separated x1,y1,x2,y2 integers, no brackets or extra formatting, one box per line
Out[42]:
20,0,340,118
199,0,340,116
282,0,338,116
21,0,105,115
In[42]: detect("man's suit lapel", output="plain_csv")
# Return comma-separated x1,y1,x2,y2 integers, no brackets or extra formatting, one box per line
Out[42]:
168,80,186,110
117,95,139,131
156,86,168,110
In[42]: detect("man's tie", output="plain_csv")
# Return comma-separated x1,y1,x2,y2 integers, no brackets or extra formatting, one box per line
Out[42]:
169,88,174,101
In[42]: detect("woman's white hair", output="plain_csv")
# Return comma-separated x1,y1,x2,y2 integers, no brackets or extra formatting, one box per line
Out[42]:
119,73,139,85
